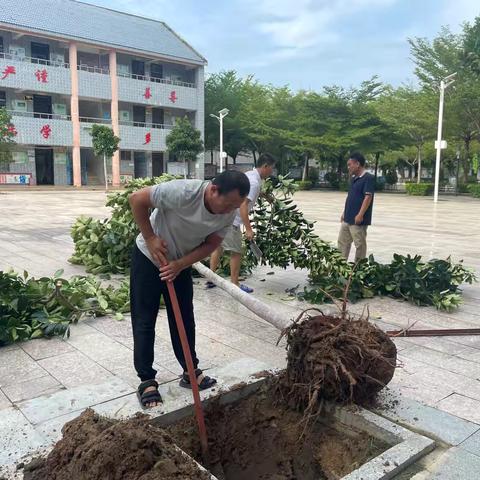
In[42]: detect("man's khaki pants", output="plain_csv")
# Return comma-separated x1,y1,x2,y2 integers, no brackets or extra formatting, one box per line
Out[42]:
337,222,368,262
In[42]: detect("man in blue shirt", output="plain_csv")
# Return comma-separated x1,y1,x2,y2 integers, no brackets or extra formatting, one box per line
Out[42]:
337,152,375,262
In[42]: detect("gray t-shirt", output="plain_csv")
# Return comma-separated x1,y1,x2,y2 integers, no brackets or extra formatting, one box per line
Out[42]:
136,180,235,264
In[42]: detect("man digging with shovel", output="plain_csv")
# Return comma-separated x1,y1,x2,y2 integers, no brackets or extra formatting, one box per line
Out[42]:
129,171,250,408
208,153,277,293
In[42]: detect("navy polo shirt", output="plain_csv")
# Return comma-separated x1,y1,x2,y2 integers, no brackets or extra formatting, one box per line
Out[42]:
343,172,375,226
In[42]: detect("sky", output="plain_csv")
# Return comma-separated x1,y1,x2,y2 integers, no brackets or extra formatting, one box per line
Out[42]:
84,0,479,91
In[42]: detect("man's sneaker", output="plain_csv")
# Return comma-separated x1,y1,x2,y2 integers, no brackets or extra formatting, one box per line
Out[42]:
240,284,254,293
205,281,216,289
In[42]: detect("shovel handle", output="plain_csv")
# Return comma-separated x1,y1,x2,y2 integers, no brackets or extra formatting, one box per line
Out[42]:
162,266,209,458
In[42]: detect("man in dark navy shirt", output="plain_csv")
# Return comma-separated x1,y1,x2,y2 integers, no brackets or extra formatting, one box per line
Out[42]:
337,152,375,262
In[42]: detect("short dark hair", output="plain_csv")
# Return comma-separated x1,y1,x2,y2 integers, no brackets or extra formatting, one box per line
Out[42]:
212,170,250,197
257,152,277,167
349,152,366,166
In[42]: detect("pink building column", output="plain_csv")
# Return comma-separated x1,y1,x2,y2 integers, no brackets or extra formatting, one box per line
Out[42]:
109,50,120,187
69,42,81,187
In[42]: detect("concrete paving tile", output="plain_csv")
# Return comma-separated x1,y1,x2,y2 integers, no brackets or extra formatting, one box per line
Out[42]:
87,315,133,341
34,411,80,447
225,334,286,362
0,406,47,466
436,394,480,425
0,344,21,352
392,338,416,352
0,348,47,388
401,361,480,402
399,336,477,356
375,388,479,446
401,345,480,380
427,447,480,478
2,375,64,403
67,321,99,337
19,337,74,360
37,350,114,388
110,363,176,389
389,379,454,407
448,336,480,350
159,359,184,375
66,331,133,367
459,429,480,457
455,349,480,364
0,389,12,410
17,376,133,424
92,393,146,419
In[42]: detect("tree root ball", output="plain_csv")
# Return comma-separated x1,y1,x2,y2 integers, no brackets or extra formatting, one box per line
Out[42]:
278,312,397,410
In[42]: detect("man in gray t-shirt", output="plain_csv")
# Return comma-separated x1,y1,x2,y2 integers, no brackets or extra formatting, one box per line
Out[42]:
129,171,250,408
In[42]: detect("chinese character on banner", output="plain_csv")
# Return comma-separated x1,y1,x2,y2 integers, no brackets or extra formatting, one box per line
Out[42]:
40,124,51,139
169,90,177,103
143,87,152,99
1,65,16,80
35,69,48,83
144,132,151,145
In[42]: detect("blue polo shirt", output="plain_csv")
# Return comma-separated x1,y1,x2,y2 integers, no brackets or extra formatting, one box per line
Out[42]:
343,172,375,226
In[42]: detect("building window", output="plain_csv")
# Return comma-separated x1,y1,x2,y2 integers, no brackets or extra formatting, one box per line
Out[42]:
0,91,6,108
0,37,4,54
120,150,132,161
168,152,178,162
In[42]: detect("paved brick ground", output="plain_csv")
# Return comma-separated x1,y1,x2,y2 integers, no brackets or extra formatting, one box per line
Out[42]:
0,188,480,477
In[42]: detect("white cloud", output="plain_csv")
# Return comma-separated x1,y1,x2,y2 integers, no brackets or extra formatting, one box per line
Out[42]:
248,0,397,54
82,0,439,89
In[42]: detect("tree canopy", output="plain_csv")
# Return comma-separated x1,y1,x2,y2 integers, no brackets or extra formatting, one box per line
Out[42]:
204,16,480,184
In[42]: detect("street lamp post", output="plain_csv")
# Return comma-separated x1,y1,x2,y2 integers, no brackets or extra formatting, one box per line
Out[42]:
210,108,229,173
434,72,456,203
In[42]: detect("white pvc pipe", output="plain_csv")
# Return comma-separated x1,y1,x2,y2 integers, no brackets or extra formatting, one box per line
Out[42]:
193,262,292,331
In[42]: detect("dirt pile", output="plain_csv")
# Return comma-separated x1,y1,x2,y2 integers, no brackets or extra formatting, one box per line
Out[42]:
167,386,387,480
23,409,211,480
278,312,397,412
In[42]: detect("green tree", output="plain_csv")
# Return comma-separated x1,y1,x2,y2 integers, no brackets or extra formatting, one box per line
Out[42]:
462,17,480,75
376,87,436,182
90,124,120,191
205,71,249,166
409,22,480,182
166,116,204,178
0,108,17,171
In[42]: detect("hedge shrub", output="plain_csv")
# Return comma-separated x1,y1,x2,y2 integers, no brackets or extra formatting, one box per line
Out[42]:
296,180,313,190
467,183,480,198
405,182,434,196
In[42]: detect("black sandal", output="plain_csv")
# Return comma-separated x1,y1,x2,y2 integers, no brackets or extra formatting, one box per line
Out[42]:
137,379,162,408
179,368,217,391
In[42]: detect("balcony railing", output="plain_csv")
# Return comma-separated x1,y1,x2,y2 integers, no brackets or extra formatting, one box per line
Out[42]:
79,116,111,124
119,119,174,129
1,52,196,88
77,116,174,129
8,109,71,121
117,71,195,88
77,64,110,75
0,51,70,69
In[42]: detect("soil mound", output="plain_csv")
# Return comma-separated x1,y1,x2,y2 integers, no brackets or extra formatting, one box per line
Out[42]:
23,409,210,480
